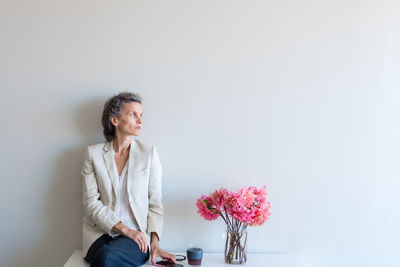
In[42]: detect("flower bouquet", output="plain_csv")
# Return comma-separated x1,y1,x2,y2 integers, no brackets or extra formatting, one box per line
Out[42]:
196,186,271,264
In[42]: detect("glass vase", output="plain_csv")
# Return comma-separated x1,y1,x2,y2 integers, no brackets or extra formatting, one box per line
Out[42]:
224,228,247,264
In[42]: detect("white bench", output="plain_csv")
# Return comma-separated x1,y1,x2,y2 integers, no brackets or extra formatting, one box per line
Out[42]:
64,250,88,267
63,250,157,267
64,250,303,267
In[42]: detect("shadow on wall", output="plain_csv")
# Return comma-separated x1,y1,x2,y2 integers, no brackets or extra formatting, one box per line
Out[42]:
9,147,83,267
8,97,106,267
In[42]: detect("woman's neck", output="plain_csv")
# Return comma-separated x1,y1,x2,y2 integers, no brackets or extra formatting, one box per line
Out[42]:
112,134,132,155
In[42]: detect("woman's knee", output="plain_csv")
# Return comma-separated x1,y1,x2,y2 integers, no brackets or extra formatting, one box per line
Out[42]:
93,246,116,267
92,239,149,267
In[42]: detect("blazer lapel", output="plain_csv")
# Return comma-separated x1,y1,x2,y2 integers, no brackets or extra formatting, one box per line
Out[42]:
103,141,118,196
128,138,138,179
127,138,142,230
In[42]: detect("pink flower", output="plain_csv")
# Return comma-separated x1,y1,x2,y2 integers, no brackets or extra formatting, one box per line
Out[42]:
250,201,271,226
236,186,257,207
196,194,219,221
196,185,271,227
210,188,231,211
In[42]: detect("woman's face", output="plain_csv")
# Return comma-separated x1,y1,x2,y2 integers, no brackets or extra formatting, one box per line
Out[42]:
112,102,143,137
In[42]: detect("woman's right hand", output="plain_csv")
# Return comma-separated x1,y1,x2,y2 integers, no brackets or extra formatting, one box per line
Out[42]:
112,222,148,253
127,229,148,253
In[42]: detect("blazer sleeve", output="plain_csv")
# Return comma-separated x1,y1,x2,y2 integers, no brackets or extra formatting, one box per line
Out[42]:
82,146,120,235
146,146,164,239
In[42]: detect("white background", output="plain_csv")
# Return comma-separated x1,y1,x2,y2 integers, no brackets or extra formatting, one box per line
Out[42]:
0,1,399,267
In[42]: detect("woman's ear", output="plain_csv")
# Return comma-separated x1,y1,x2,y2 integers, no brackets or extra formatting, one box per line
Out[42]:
110,116,119,127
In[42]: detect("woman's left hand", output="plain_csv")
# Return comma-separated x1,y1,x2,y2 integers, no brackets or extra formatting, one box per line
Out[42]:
150,244,176,266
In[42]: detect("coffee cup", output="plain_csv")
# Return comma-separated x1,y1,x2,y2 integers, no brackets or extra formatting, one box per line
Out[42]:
186,245,203,265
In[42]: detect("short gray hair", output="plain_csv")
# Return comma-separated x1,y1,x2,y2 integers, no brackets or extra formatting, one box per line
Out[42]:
102,92,142,141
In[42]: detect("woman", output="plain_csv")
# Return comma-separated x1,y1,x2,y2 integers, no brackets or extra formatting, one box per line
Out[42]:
81,92,176,266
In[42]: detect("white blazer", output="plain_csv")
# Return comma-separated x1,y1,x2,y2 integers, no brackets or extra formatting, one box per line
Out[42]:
81,138,163,256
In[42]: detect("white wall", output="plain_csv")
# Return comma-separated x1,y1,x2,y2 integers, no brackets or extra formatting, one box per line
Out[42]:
1,1,399,266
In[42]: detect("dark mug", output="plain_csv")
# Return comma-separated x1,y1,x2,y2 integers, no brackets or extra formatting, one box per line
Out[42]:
186,247,203,265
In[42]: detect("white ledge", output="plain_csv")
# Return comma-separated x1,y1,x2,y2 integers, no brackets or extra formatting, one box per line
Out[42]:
64,250,303,267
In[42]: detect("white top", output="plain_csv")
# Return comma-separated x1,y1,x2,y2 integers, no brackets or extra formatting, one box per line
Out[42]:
110,151,140,237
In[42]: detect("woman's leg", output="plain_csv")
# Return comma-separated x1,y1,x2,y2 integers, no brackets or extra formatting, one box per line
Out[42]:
84,234,113,264
91,235,149,267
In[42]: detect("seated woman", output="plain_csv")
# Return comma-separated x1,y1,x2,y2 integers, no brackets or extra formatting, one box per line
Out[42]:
81,92,175,266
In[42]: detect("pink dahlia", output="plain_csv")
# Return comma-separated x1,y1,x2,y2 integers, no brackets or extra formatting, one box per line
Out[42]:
196,194,219,220
197,185,271,227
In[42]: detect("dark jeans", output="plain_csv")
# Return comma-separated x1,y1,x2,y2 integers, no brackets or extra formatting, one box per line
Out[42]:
84,234,150,267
